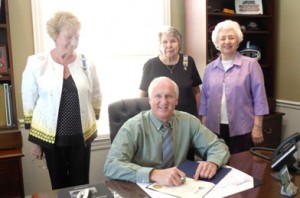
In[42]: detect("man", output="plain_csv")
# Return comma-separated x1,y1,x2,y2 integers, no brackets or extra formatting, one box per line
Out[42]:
104,77,230,186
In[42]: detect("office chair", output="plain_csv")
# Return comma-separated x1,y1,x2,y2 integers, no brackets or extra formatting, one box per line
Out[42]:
108,97,150,143
108,97,195,161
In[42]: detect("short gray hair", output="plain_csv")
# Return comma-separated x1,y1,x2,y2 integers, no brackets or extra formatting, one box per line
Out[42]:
158,26,183,51
211,20,243,49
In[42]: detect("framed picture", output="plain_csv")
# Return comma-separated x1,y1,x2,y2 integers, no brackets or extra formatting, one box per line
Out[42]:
235,0,263,15
0,44,8,74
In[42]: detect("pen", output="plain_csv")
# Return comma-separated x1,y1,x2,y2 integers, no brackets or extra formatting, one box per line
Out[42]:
181,177,186,184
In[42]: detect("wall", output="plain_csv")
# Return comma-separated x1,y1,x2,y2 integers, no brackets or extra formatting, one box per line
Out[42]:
8,0,33,119
276,0,300,102
170,0,185,48
7,0,300,196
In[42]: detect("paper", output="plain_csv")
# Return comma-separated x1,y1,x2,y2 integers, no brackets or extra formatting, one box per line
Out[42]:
147,177,214,198
138,183,175,198
205,166,254,198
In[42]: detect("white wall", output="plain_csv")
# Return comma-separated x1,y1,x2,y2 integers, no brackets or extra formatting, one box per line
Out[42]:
276,100,300,159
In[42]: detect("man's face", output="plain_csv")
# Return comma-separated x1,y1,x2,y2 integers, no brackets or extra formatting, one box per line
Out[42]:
149,80,178,122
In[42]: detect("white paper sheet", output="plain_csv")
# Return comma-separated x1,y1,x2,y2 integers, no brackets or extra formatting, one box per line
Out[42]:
147,177,214,198
204,166,254,198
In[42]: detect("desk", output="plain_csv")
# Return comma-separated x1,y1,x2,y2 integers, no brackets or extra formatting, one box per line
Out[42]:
33,151,299,198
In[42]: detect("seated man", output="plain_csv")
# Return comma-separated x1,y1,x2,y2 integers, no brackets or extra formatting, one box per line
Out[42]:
104,77,230,186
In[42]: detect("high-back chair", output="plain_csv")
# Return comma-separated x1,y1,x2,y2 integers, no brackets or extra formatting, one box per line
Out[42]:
108,97,150,143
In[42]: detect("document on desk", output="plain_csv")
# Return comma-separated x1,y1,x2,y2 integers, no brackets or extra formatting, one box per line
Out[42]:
137,161,255,198
147,177,214,198
205,165,254,198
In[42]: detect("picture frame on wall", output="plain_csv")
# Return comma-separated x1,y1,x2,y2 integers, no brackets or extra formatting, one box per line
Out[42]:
0,44,8,74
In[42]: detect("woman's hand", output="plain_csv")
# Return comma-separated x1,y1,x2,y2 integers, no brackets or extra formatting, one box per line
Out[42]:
252,127,264,145
31,143,43,160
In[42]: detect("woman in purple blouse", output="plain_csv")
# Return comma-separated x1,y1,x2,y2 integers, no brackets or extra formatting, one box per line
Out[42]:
199,20,269,154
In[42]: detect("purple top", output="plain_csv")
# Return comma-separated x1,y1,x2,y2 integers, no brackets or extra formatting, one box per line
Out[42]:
199,53,269,137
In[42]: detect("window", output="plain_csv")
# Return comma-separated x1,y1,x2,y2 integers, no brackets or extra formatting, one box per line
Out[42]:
31,0,170,137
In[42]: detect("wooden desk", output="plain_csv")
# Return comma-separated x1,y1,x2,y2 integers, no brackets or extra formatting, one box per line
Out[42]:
105,151,299,198
33,151,300,198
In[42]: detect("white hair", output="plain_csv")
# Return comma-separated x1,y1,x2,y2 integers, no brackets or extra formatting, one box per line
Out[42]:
148,77,179,98
211,20,243,49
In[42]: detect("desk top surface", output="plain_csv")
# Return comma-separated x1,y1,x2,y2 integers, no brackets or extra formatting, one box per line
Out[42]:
33,151,300,198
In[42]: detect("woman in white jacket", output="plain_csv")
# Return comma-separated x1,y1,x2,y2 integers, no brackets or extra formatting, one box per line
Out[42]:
21,11,102,189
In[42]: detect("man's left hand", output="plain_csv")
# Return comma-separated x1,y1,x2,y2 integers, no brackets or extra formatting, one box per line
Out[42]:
194,161,217,180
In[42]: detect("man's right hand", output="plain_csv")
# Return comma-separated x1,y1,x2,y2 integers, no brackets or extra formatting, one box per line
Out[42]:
149,167,186,186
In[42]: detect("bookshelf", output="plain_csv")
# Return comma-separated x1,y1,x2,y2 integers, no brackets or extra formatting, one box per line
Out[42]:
0,0,17,130
0,0,24,197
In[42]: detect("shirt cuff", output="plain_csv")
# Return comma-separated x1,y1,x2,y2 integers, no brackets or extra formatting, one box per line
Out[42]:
136,167,153,183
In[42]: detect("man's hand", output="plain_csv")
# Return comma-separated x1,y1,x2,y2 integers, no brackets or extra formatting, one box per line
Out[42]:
150,167,186,186
194,161,217,180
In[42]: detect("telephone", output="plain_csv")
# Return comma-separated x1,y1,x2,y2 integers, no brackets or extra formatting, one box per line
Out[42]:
250,132,300,172
271,132,300,172
76,188,90,198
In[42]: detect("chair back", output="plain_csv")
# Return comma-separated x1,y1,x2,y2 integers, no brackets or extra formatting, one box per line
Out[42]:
108,97,150,142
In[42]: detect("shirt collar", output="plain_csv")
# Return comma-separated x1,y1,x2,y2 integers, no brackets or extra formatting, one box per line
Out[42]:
212,53,243,70
149,111,173,130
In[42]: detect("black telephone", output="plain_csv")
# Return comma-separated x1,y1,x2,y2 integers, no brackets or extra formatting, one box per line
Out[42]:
271,132,300,172
250,132,300,172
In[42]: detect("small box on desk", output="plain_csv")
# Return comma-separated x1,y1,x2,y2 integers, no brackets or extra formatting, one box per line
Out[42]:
56,183,114,198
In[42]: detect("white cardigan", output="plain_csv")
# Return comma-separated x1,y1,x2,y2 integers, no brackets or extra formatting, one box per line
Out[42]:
21,52,102,145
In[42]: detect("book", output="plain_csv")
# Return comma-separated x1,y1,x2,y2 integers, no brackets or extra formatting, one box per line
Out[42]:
56,183,114,198
0,84,7,127
0,44,8,74
3,83,12,127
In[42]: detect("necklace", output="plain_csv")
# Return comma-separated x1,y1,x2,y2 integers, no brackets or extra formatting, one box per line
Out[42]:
160,54,179,74
166,64,176,74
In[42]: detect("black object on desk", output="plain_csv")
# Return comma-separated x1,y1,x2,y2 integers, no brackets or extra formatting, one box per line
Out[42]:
56,183,113,198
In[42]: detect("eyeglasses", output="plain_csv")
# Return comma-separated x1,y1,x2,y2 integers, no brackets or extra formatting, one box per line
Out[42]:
31,157,47,170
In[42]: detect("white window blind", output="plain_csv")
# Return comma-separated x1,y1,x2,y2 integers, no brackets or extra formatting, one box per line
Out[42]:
31,0,170,137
